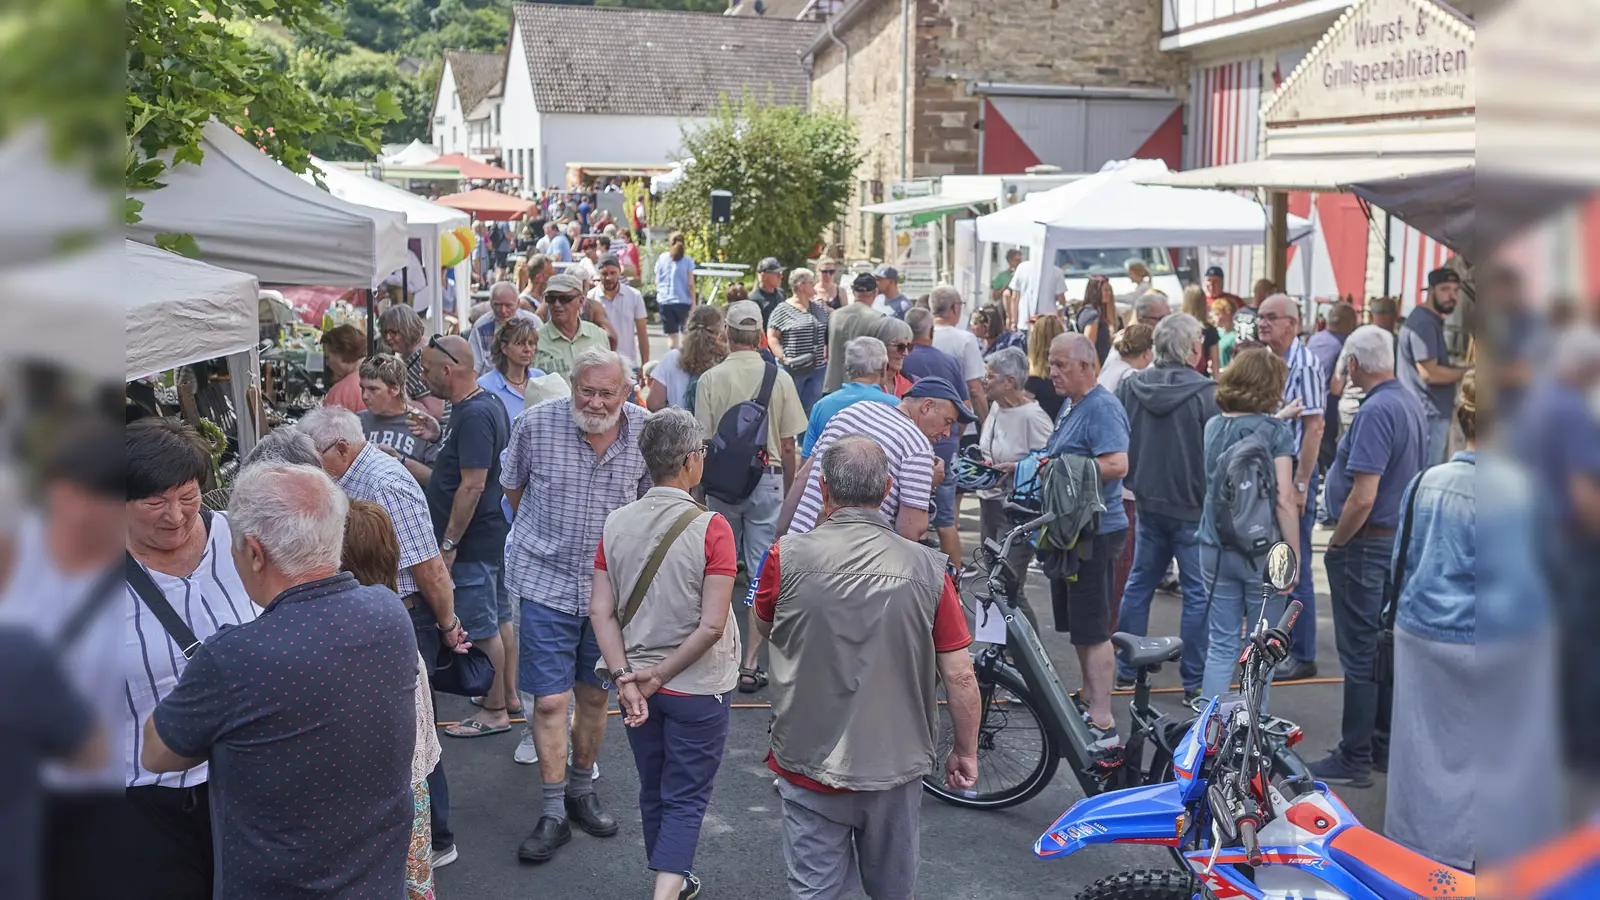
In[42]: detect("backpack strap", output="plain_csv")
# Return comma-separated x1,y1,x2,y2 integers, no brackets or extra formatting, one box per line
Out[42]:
1383,471,1425,631
755,362,778,411
55,563,125,650
619,506,706,630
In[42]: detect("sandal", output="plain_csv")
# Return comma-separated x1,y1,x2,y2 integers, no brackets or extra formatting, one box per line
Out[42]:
470,695,524,718
737,667,768,694
444,707,512,739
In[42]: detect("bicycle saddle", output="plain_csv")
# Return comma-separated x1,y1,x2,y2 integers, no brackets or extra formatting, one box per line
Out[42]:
1110,633,1183,670
1327,825,1474,899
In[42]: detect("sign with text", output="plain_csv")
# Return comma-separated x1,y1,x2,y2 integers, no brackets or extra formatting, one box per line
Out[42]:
1265,0,1474,126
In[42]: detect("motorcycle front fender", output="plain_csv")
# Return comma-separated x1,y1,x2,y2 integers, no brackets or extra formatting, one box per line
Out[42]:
1034,782,1189,859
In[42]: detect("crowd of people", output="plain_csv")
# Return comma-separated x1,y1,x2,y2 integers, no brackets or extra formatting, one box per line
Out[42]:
98,239,1504,900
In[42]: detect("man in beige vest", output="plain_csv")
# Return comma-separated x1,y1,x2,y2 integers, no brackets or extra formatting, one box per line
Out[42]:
753,436,981,900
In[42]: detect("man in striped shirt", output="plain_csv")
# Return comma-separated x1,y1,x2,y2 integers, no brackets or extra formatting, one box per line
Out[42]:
778,376,975,542
1256,294,1328,680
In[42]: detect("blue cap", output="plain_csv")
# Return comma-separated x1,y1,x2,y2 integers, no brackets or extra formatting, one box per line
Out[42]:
906,376,977,424
1204,266,1225,279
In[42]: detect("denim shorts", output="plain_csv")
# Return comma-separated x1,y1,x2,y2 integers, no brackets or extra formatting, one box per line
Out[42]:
518,599,606,697
660,302,692,335
452,560,501,642
931,480,957,528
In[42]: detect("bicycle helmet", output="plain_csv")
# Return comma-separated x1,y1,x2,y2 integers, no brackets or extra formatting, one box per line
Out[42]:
953,454,1003,493
1008,450,1048,515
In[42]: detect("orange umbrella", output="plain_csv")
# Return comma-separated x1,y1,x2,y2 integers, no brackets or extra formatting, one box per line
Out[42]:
433,188,536,221
428,153,522,181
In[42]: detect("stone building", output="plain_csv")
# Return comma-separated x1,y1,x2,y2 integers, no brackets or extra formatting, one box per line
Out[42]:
806,0,1185,259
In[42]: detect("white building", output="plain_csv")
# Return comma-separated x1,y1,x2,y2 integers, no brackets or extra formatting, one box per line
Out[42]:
501,2,814,192
429,50,506,160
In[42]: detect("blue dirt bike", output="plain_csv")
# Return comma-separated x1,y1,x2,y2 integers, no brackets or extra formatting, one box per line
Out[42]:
1033,541,1476,900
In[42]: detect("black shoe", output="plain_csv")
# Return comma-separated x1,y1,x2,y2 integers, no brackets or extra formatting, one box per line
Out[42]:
517,817,571,863
564,792,619,837
1183,688,1202,705
1372,752,1389,774
1273,658,1318,682
679,872,703,900
1308,751,1373,789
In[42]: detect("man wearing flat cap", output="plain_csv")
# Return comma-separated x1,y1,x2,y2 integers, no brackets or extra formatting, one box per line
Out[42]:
1397,267,1469,466
535,273,610,381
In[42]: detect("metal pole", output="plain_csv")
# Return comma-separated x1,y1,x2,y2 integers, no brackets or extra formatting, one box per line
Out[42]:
1382,211,1392,299
366,289,377,358
899,0,909,181
1267,192,1289,290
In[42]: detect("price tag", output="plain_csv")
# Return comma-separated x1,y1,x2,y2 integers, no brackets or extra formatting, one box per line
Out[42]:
974,601,1008,645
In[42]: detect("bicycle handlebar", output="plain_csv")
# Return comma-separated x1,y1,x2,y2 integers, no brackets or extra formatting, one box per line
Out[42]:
1275,600,1303,637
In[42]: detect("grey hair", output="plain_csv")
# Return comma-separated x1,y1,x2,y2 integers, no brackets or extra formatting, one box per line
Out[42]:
1554,326,1600,379
819,436,890,508
1133,292,1170,321
1343,324,1396,375
638,408,705,483
844,336,888,379
788,267,815,289
1153,313,1204,367
727,323,764,348
1262,293,1301,319
570,347,629,388
874,316,912,344
489,281,519,303
985,346,1029,385
905,307,935,340
242,427,322,469
227,463,349,578
378,304,426,349
1050,332,1098,366
297,406,366,452
929,284,963,318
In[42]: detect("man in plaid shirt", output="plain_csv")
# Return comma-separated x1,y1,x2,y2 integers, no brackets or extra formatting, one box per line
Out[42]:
501,347,650,864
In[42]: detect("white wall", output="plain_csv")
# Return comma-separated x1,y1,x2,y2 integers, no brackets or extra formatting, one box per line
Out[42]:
500,24,542,195
539,113,698,188
430,61,469,155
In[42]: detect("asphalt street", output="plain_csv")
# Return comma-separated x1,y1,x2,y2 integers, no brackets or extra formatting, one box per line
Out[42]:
431,325,1382,899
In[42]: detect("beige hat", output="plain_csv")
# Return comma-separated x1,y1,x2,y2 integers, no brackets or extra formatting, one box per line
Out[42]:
724,300,763,330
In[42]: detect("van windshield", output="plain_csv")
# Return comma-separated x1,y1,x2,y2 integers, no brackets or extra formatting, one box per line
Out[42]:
1052,248,1172,277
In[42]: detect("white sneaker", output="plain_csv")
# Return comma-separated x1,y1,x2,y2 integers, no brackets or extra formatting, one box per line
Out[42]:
514,726,538,765
432,844,458,868
566,751,600,780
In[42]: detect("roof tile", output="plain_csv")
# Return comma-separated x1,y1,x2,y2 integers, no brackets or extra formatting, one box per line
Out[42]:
445,50,507,115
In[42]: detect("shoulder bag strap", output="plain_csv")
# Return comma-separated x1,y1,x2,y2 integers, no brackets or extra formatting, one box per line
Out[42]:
1383,475,1423,630
54,562,125,650
618,506,705,630
755,363,778,411
124,552,203,659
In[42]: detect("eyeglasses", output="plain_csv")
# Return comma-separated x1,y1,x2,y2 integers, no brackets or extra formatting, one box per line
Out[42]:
689,439,713,459
546,293,580,305
577,386,621,401
1257,312,1295,324
889,342,912,353
428,335,459,364
315,438,346,455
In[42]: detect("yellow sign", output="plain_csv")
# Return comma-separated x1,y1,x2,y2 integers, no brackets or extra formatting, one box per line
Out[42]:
1265,0,1474,127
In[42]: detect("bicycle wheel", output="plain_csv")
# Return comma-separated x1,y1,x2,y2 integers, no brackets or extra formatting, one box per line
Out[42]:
923,666,1059,810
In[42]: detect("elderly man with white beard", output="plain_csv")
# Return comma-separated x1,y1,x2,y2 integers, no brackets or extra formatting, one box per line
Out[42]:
501,347,653,865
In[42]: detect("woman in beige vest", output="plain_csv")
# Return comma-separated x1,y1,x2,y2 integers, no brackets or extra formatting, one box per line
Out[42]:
590,408,740,900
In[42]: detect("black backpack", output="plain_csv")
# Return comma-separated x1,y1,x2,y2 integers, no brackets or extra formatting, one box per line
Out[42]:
702,364,779,504
1210,418,1281,557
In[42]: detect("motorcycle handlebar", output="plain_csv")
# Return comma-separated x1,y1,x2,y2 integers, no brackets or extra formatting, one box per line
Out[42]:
1275,600,1303,636
1238,819,1263,867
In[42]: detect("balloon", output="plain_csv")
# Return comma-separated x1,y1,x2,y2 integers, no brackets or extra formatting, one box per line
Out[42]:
440,231,465,268
453,226,477,251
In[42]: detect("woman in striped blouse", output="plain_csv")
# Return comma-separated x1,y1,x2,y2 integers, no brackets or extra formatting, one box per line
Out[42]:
766,267,831,413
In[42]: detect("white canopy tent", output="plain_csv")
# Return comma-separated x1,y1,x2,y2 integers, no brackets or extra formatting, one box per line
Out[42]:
384,140,441,166
129,120,409,288
651,159,691,194
306,160,469,336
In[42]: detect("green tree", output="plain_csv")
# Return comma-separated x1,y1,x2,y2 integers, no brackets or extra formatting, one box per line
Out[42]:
657,95,859,271
293,49,431,158
127,0,399,242
402,0,512,57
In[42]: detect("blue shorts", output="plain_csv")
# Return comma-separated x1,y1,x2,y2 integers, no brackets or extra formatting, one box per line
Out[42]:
660,302,692,335
931,480,957,528
452,560,502,642
518,599,605,697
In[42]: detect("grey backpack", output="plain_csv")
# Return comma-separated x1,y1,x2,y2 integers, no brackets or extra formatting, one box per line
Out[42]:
1211,419,1281,557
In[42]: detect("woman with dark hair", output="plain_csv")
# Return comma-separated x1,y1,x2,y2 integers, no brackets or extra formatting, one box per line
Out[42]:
125,418,256,898
654,231,697,350
1075,275,1116,366
341,499,442,900
1197,349,1303,702
477,319,547,419
969,304,1026,355
647,304,727,412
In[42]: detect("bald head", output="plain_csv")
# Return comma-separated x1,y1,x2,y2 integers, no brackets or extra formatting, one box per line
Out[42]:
1050,332,1097,365
1257,293,1302,354
1048,332,1099,402
1260,294,1299,320
819,436,891,510
421,334,475,399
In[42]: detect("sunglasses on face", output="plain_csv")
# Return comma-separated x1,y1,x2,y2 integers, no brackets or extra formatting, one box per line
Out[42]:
820,269,836,275
546,293,580,305
428,334,460,365
889,342,912,354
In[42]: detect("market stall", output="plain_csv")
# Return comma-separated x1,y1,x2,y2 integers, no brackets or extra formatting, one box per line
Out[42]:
305,160,470,336
129,120,410,288
435,188,537,220
427,154,521,182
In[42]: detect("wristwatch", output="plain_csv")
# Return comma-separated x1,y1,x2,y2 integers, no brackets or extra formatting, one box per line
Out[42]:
1294,482,1308,494
439,538,458,552
603,665,633,690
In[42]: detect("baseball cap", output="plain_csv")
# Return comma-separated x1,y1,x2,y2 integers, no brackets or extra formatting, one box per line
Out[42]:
851,272,879,293
597,254,621,270
875,264,900,281
544,273,584,297
1427,267,1461,287
725,300,763,330
906,376,977,424
1204,266,1225,279
757,257,783,274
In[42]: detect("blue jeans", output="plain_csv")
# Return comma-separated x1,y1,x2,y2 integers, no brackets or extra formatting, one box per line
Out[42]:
1115,510,1208,690
1289,469,1319,664
1325,535,1395,770
1425,413,1451,468
1199,544,1285,705
626,691,730,874
792,367,825,414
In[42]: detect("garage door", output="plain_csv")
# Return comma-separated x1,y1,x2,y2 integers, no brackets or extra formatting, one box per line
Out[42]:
980,95,1183,175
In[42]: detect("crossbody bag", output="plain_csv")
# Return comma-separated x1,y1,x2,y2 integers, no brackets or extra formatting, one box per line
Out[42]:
618,506,706,630
123,509,213,660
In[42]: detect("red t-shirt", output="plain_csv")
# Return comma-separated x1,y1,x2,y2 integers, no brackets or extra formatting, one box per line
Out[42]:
324,371,365,413
754,540,972,792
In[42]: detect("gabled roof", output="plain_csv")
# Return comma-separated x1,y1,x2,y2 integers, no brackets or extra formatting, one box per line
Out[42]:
511,2,814,116
724,0,821,19
445,50,508,115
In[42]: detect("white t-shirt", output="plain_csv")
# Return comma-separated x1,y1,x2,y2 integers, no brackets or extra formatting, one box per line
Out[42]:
977,401,1055,500
590,284,649,365
932,324,986,383
1010,259,1067,320
650,349,691,408
571,256,600,285
1097,352,1138,392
